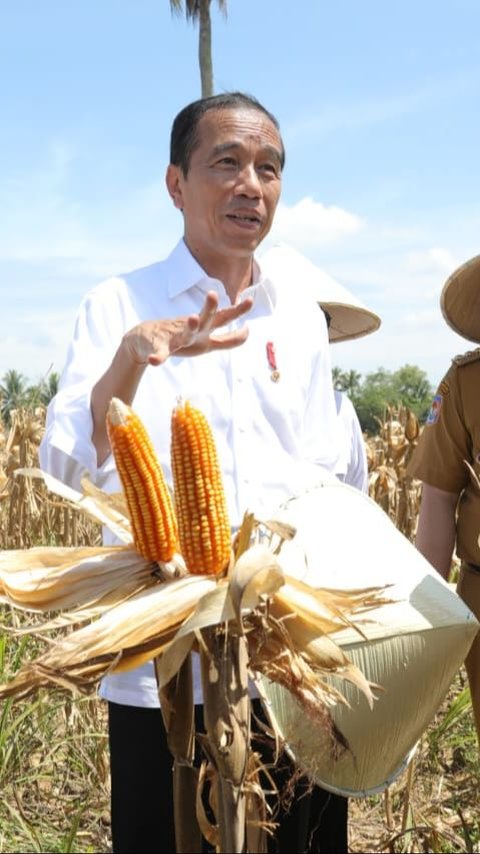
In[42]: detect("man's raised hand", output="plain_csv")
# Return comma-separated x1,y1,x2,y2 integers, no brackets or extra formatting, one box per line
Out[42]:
122,291,254,367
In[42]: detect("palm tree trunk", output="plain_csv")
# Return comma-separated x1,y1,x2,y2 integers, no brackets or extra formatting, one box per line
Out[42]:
198,0,214,97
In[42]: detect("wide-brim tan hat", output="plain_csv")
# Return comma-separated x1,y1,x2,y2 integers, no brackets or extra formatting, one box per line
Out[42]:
440,254,480,344
259,243,381,342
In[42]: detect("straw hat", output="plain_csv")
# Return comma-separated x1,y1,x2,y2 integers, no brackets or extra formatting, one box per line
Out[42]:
440,254,480,344
259,243,381,342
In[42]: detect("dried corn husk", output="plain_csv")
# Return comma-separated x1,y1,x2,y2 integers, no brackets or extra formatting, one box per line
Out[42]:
0,545,151,612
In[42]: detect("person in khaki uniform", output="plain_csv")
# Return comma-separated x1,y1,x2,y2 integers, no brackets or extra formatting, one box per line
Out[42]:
408,253,480,742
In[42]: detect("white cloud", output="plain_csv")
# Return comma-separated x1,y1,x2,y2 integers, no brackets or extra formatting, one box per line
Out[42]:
406,247,458,275
269,197,364,248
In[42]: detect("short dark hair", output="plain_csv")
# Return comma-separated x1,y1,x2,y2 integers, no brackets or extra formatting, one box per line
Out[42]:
170,91,285,176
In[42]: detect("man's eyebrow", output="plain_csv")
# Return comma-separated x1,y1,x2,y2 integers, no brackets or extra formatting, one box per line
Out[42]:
261,144,283,165
210,141,282,164
210,142,240,157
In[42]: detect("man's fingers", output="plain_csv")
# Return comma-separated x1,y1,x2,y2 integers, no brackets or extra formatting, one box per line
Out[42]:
186,315,200,332
148,353,163,367
146,292,253,363
198,292,253,330
236,295,254,316
211,295,254,329
208,326,250,349
198,291,220,327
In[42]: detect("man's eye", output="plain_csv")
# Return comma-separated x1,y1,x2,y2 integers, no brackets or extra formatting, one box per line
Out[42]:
259,163,279,176
217,157,236,166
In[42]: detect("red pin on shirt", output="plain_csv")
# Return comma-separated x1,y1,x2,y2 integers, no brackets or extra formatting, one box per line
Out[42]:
266,341,280,383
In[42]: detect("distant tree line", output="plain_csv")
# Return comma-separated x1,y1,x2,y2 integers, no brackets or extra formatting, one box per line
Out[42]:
332,363,433,435
0,369,59,425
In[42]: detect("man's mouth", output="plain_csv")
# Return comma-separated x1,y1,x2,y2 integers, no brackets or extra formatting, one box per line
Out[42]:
227,212,262,225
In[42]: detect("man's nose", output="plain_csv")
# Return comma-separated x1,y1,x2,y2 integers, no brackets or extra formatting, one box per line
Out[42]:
234,164,262,197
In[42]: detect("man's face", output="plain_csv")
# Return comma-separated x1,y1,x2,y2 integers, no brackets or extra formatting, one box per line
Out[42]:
167,107,283,263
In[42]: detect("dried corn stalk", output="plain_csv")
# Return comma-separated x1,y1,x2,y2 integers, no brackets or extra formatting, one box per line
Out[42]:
0,407,101,549
366,404,423,542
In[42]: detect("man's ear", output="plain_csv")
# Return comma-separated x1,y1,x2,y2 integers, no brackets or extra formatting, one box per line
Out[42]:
166,164,184,211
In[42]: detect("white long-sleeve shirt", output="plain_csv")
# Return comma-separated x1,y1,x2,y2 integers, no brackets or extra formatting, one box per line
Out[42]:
39,238,340,707
333,390,368,493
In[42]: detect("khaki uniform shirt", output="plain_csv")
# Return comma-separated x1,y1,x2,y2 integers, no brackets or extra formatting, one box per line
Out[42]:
408,348,480,566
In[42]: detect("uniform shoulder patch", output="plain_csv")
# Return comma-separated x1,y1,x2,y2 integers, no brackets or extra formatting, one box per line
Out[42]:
426,394,443,424
452,347,480,367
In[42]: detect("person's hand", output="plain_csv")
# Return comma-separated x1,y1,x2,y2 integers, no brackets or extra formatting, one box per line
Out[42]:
122,290,254,366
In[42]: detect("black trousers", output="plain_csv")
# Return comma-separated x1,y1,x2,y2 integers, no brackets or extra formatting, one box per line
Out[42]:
108,700,348,854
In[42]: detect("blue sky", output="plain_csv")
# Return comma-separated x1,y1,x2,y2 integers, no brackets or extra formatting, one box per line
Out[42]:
2,0,480,387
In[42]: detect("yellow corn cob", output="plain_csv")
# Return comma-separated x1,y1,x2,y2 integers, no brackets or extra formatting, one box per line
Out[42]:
106,398,178,563
171,400,231,576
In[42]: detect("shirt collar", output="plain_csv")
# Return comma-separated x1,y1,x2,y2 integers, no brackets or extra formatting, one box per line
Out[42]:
166,237,278,310
253,257,278,311
166,239,208,299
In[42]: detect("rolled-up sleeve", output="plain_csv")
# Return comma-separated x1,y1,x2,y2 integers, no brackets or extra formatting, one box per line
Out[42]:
39,285,123,490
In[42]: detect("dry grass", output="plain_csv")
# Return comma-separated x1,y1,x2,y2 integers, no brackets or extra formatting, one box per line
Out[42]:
0,688,111,853
0,406,478,852
349,672,480,853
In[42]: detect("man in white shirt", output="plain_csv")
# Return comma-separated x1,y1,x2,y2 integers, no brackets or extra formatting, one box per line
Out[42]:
40,92,341,853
